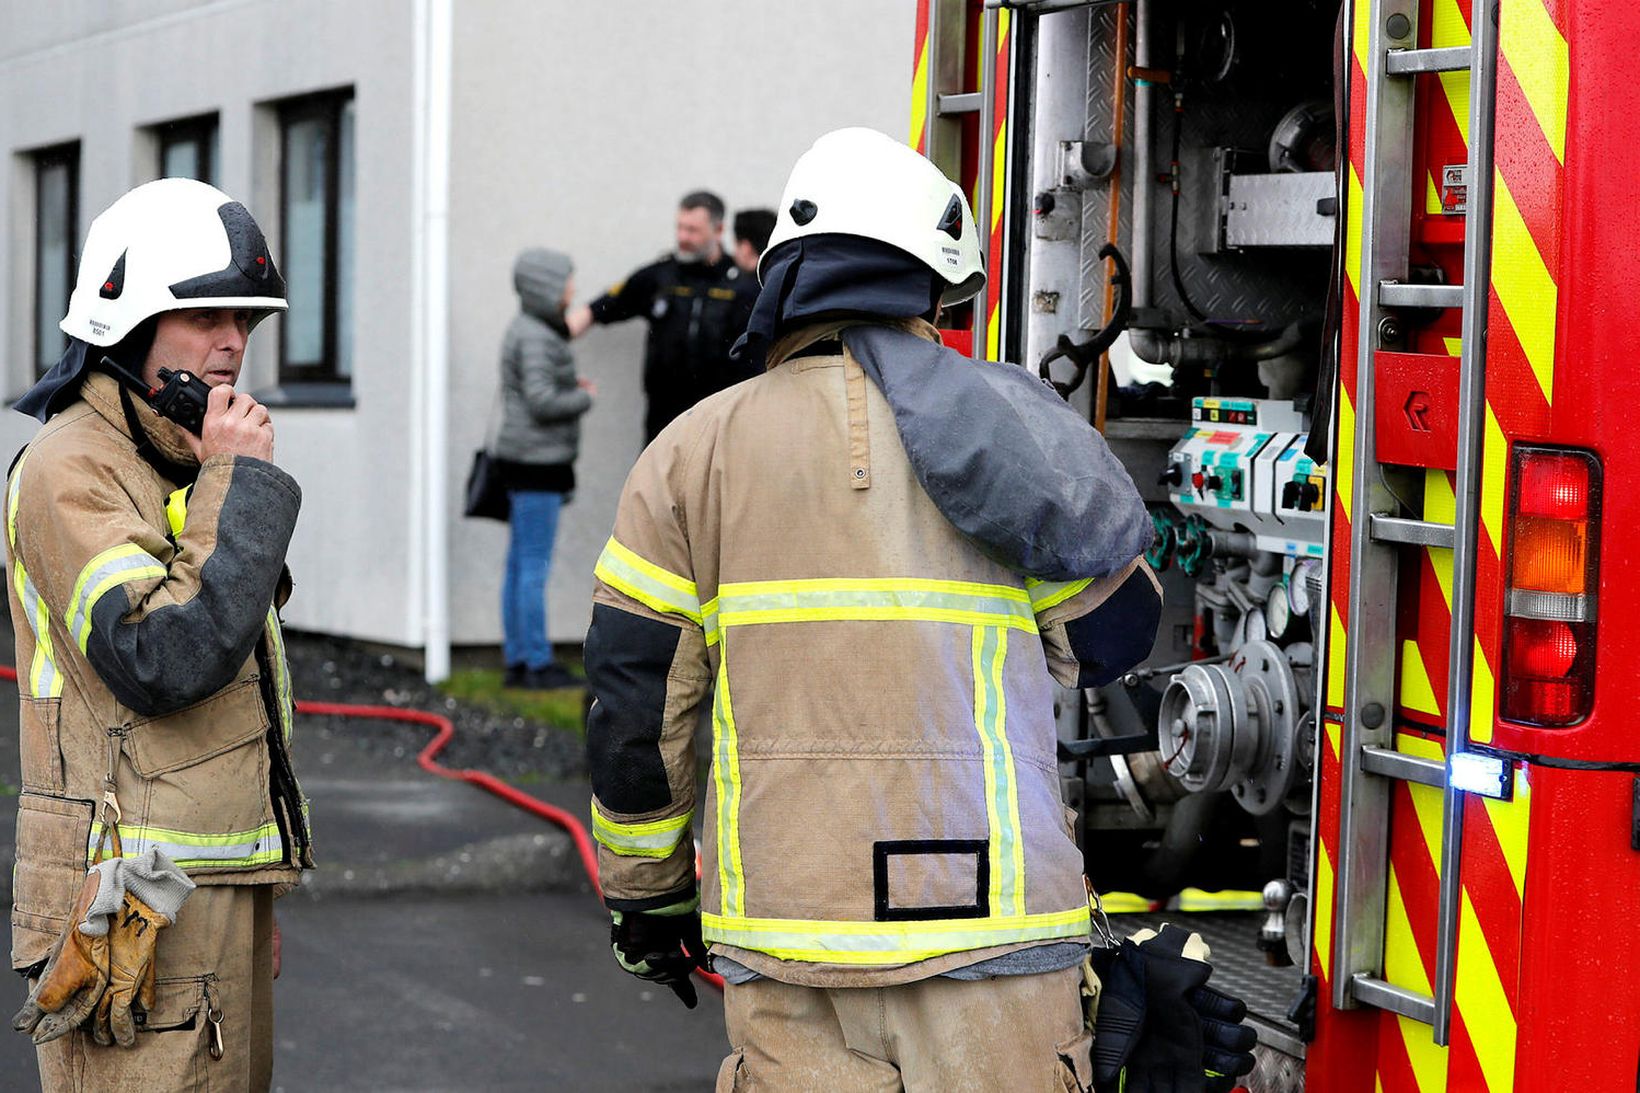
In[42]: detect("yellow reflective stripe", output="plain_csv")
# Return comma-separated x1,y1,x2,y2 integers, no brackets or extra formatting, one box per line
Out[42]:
1175,888,1265,912
265,609,294,740
702,905,1091,965
88,821,283,868
593,538,703,625
26,571,62,699
5,450,27,548
591,806,693,859
165,487,189,537
973,626,1025,917
67,545,166,652
1024,576,1094,614
712,643,746,918
715,578,1037,635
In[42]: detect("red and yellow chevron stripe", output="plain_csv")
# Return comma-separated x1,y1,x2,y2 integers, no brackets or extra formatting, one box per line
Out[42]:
1314,2,1562,1089
981,10,1011,361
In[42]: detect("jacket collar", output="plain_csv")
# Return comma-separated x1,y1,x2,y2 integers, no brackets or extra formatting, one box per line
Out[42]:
79,371,201,470
767,317,942,371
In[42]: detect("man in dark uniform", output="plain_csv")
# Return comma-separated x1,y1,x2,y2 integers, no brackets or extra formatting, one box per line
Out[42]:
567,191,757,443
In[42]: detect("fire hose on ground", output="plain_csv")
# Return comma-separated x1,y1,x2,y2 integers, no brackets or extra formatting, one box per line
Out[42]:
0,664,726,995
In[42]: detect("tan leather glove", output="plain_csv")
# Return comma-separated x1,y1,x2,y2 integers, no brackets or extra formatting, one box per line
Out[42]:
11,873,111,1044
92,890,170,1047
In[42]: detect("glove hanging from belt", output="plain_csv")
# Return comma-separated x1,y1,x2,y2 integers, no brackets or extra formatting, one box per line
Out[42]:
1090,923,1258,1093
12,849,195,1047
609,894,708,1010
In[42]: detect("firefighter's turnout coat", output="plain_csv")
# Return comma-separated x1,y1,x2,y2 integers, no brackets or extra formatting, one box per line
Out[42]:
5,372,310,973
586,319,1160,987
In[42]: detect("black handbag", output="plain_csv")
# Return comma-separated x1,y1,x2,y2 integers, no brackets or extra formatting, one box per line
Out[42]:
464,449,510,521
464,390,510,521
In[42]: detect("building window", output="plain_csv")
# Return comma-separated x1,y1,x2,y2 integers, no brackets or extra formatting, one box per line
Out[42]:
157,114,218,184
278,90,354,385
34,143,79,378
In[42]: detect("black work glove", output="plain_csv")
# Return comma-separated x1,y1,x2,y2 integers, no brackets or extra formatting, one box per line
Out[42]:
609,895,708,1010
1090,924,1258,1093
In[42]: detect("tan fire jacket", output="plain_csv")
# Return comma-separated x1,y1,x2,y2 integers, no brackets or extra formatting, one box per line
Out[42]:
586,319,1160,987
5,372,310,972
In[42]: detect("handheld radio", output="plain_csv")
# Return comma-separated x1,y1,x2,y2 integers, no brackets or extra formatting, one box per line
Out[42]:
100,357,212,435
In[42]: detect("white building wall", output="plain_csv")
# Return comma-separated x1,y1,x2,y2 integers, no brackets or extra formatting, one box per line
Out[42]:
0,0,422,645
0,0,917,656
446,0,918,646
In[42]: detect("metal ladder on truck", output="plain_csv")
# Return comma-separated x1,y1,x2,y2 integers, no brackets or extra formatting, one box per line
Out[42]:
917,0,1006,360
1333,0,1500,1046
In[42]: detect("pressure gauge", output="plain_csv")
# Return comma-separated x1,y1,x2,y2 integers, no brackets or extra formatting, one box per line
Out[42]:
1289,561,1317,618
1265,589,1292,640
1241,605,1269,645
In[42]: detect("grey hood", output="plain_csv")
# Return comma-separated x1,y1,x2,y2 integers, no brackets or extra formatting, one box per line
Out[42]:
843,323,1151,582
514,247,573,322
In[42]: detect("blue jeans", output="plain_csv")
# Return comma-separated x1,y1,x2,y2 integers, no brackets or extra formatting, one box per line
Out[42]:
502,490,563,670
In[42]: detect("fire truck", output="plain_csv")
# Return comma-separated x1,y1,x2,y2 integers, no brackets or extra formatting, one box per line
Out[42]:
908,0,1640,1088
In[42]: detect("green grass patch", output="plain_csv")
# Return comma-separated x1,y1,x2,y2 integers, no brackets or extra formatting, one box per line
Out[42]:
438,667,587,734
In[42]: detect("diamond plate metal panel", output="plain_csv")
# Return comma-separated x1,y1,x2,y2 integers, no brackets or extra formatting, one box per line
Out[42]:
1078,6,1334,333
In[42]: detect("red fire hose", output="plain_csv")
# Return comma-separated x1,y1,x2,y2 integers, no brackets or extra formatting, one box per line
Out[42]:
0,664,724,994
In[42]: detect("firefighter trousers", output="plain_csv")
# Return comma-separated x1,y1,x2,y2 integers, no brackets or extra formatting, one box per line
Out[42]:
33,885,275,1093
716,964,1094,1092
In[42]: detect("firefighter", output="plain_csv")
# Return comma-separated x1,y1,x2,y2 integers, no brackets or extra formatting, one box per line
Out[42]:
584,128,1252,1090
566,190,758,443
5,178,310,1091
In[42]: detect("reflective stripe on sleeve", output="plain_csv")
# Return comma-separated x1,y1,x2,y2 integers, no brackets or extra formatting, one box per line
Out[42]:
701,905,1092,965
66,544,167,652
89,821,285,870
593,538,704,626
1025,576,1095,614
591,805,693,859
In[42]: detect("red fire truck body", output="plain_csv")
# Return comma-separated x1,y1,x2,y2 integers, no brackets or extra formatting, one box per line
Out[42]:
909,1,1640,1088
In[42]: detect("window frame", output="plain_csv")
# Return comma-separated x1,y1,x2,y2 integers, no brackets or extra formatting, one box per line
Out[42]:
156,113,219,185
276,89,353,386
32,142,79,379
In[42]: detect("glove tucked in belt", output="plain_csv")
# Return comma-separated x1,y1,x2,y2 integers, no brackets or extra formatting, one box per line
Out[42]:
12,849,195,1047
610,895,708,1010
1090,923,1258,1093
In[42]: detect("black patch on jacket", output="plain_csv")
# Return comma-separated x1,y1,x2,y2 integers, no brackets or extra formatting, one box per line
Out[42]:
584,604,683,814
1065,566,1162,688
873,839,989,921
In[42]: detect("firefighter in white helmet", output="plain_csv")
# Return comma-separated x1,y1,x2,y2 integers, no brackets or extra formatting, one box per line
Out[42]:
6,178,309,1091
584,128,1252,1089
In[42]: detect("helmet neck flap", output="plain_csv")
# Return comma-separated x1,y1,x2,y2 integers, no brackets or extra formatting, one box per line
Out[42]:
731,235,943,370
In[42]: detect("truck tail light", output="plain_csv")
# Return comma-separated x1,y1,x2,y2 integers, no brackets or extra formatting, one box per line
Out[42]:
1501,448,1601,726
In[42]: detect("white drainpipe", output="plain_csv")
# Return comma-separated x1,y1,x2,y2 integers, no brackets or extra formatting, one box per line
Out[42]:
414,0,453,683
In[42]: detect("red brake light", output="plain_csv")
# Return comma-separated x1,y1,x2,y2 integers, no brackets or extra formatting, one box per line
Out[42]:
1501,447,1600,727
1515,452,1590,520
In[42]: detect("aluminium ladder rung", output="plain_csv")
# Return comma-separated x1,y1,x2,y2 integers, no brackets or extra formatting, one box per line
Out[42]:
1361,745,1446,788
1385,46,1471,75
1352,975,1437,1024
937,92,983,116
1379,281,1464,309
1369,515,1456,549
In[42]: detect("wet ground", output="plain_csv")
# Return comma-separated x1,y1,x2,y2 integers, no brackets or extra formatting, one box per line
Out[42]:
0,625,728,1092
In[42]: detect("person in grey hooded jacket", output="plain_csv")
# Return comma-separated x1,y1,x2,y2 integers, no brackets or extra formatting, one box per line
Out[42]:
491,247,594,689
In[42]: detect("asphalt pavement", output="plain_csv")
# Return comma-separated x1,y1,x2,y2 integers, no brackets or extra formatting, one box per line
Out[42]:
0,680,728,1091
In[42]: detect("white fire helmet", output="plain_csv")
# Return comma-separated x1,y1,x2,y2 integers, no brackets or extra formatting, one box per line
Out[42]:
60,178,287,347
759,127,986,306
